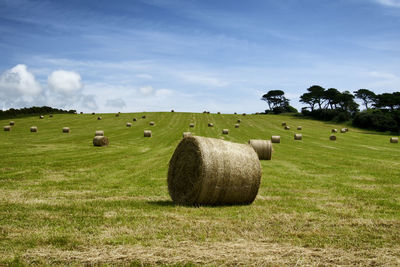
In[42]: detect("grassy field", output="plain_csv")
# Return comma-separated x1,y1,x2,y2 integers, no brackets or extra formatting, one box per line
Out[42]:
1,112,400,266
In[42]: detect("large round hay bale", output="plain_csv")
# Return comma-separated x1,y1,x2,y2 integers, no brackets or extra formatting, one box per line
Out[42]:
133,118,137,121
93,136,109,146
39,115,44,119
297,126,302,130
294,133,302,140
95,130,104,136
142,115,146,119
282,122,286,126
167,136,262,205
9,121,15,126
340,128,346,133
144,130,152,137
30,126,38,132
271,136,281,143
332,129,338,133
4,126,11,131
208,123,214,127
97,116,102,120
126,122,132,127
189,123,195,128
284,126,290,130
330,135,337,141
237,119,241,123
248,139,272,160
222,129,229,134
62,127,70,133
390,137,399,143
235,124,239,128
183,132,192,138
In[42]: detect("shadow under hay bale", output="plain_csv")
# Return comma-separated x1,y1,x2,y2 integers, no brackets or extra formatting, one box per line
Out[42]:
62,127,70,133
332,129,338,133
4,126,11,131
248,139,272,160
126,123,132,127
9,121,14,126
208,123,214,127
330,135,337,141
93,136,109,147
95,130,104,136
30,126,38,132
167,136,261,205
133,118,137,121
144,130,152,137
97,117,102,120
222,129,229,134
294,133,302,140
183,132,192,138
271,136,280,143
390,137,398,143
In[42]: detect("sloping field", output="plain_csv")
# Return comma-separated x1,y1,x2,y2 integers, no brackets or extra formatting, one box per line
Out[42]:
1,112,399,266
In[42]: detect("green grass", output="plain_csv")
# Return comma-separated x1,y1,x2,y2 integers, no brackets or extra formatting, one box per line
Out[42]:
1,112,400,265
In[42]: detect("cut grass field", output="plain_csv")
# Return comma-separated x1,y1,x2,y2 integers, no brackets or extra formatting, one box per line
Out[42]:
1,112,400,266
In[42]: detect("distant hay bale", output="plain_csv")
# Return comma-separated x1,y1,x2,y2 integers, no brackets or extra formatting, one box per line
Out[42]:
294,133,302,140
271,136,281,143
340,128,346,133
255,112,260,115
80,112,83,114
95,130,104,136
284,126,290,130
167,136,261,205
30,126,38,132
62,127,70,133
92,112,95,115
4,126,11,131
237,119,241,123
222,129,229,134
142,115,146,119
97,117,102,120
149,121,155,126
297,126,302,130
115,113,119,117
248,139,272,160
282,122,286,126
330,135,337,141
49,114,53,118
39,115,44,119
93,136,109,147
235,124,239,128
183,132,192,138
217,112,221,114
208,123,214,127
189,123,195,128
332,129,338,133
207,111,210,114
234,112,237,114
171,109,175,112
133,118,137,121
242,113,246,116
345,128,349,132
144,130,152,137
126,123,132,127
203,111,207,114
390,137,399,143
9,121,14,126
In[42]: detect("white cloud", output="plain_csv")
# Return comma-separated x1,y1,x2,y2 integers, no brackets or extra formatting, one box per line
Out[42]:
374,0,400,7
155,89,174,97
139,85,154,95
105,98,126,108
48,70,82,94
368,71,397,79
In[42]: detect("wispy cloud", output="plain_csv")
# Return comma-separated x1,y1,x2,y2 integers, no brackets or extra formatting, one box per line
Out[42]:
374,0,400,7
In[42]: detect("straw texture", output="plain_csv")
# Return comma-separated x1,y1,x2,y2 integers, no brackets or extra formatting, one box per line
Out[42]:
39,115,44,119
93,136,109,146
97,117,102,120
183,132,192,138
341,128,346,133
149,121,155,126
282,122,286,126
95,130,104,136
284,126,290,130
167,136,262,205
4,126,11,131
390,137,399,143
248,139,272,160
271,136,281,143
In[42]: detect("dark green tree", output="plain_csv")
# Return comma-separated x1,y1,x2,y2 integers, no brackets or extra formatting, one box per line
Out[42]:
261,90,288,110
300,85,326,110
323,88,341,109
354,89,376,109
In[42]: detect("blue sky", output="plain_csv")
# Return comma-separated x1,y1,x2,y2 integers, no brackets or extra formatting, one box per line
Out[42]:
1,0,400,113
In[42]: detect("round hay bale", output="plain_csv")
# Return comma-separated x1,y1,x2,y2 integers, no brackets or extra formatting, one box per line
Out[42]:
340,128,346,133
30,126,38,132
345,128,349,132
235,124,239,128
167,136,262,205
294,133,302,140
92,112,95,115
9,121,15,126
390,137,399,143
142,115,146,119
97,116,102,120
282,122,286,126
237,119,241,123
234,112,237,114
297,126,302,130
4,126,11,131
248,139,272,160
115,113,119,117
62,127,70,133
330,135,337,141
95,130,104,136
189,123,195,128
149,121,155,126
217,112,221,114
144,130,152,137
80,112,83,114
133,118,137,121
93,136,109,147
183,132,192,138
242,113,246,116
49,114,53,118
222,129,229,134
284,126,290,130
126,123,132,127
208,123,214,127
332,129,338,133
271,136,281,143
39,115,44,119
171,109,175,112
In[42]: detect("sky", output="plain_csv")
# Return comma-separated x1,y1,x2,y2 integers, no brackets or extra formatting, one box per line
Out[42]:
1,0,400,113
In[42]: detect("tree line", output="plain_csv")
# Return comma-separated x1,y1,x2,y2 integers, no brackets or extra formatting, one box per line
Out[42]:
262,86,400,132
0,106,76,119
